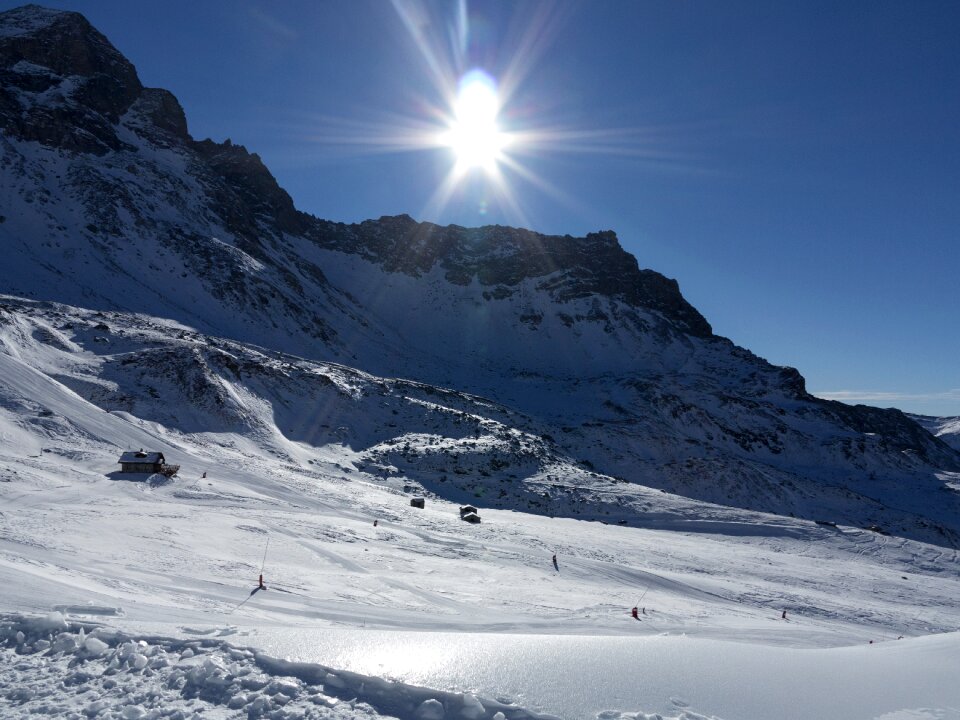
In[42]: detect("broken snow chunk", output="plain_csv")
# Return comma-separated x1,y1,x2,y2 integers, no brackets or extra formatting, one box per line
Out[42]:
459,693,485,719
246,696,273,715
85,699,110,716
52,633,78,654
323,672,345,688
118,641,138,660
180,648,194,659
266,679,299,698
40,611,68,631
240,673,269,690
415,698,446,720
308,692,337,707
10,686,35,702
15,631,25,644
492,714,506,720
227,693,247,709
131,653,148,670
121,705,145,720
83,637,109,657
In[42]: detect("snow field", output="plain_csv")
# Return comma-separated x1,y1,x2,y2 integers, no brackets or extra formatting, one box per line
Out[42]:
1,612,563,720
3,299,960,718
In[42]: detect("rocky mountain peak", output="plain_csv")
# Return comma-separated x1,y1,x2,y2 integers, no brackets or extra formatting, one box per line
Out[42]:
193,138,307,239
0,4,141,109
311,216,713,337
0,4,143,153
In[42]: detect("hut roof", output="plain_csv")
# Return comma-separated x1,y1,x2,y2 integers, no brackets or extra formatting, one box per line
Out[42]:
118,450,165,465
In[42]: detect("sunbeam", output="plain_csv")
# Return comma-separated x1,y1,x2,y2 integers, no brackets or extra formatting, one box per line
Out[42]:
288,2,678,227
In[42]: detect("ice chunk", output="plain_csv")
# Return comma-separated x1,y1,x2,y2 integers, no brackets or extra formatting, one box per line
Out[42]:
84,636,109,657
415,698,446,720
9,687,34,702
246,696,273,715
266,679,299,698
52,633,78,654
120,641,138,659
323,672,345,688
39,611,68,631
460,693,485,719
86,699,109,715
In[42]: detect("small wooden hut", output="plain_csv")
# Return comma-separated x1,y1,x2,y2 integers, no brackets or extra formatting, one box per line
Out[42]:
118,449,178,476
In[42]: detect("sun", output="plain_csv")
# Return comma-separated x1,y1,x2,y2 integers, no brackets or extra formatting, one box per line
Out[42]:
441,69,508,174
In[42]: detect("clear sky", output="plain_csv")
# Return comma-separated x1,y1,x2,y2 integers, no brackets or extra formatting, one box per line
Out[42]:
9,1,960,416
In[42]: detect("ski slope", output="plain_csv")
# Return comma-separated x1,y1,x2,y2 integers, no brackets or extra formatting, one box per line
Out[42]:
3,305,960,719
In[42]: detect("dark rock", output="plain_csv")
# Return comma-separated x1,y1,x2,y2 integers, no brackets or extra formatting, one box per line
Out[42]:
0,5,142,153
306,217,712,337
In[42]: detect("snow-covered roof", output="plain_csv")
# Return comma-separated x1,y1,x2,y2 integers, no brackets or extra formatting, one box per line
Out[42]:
118,450,165,465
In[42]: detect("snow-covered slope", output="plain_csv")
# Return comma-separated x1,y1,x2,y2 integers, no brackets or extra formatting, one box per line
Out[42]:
2,295,960,719
2,5,958,546
910,414,960,452
4,7,960,718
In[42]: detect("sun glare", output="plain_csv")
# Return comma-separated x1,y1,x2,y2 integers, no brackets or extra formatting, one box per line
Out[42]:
305,4,643,224
442,70,508,173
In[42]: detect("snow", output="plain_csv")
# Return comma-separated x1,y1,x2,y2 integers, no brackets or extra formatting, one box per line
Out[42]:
909,414,960,452
4,615,960,719
3,8,960,712
0,5,66,38
2,299,960,718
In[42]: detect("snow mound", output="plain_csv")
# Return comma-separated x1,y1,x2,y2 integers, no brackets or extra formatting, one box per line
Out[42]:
0,614,565,720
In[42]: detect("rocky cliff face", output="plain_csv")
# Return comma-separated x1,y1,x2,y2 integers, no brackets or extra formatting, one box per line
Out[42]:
0,4,142,154
2,4,959,544
305,215,713,338
0,4,709,350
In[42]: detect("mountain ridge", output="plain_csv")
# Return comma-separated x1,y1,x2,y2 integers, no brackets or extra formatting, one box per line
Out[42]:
2,4,960,547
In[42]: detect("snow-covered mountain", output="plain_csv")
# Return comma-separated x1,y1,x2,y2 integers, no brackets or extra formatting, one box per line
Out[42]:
5,7,960,718
910,414,960,453
2,2,960,548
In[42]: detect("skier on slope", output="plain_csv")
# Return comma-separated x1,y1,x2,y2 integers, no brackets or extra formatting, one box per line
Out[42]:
631,606,639,620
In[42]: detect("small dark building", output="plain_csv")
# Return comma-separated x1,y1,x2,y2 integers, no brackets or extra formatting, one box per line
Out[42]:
462,512,481,524
410,497,425,509
118,449,178,476
459,505,478,517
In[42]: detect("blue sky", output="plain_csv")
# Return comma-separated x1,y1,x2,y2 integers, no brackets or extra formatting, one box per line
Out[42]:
12,1,960,415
